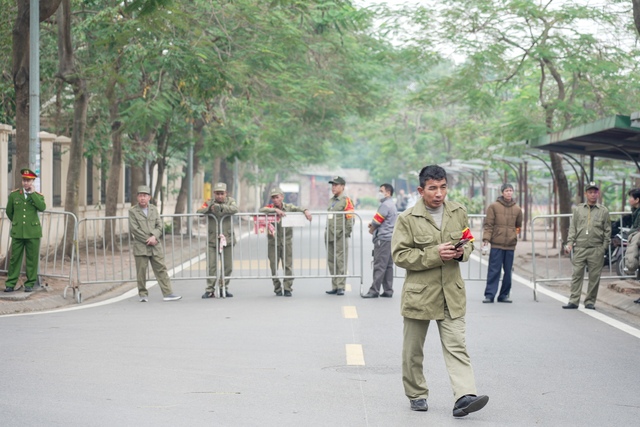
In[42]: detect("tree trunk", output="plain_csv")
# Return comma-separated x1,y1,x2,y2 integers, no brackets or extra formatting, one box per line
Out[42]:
549,152,571,244
173,120,205,229
12,0,63,184
104,73,123,249
57,0,87,257
633,0,640,35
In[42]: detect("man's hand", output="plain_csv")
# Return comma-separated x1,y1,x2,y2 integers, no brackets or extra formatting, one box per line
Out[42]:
438,242,462,261
565,244,572,254
304,210,312,221
146,235,158,246
275,208,285,217
368,223,374,235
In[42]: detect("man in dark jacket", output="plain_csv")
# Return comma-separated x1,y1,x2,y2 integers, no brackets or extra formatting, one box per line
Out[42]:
482,183,523,303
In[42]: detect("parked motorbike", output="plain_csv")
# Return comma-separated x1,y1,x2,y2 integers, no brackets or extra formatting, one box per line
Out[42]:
604,227,629,276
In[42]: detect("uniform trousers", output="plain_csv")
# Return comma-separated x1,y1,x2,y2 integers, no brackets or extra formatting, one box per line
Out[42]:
268,238,294,292
484,248,515,300
6,238,41,289
569,246,605,306
402,309,477,401
206,243,233,292
134,254,173,297
327,235,349,290
368,239,393,295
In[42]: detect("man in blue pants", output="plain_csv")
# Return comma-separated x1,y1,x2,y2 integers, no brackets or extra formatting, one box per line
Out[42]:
482,183,523,303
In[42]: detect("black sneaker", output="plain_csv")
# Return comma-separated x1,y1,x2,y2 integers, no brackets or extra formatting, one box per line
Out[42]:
284,290,292,297
202,292,215,299
24,287,34,293
3,287,14,293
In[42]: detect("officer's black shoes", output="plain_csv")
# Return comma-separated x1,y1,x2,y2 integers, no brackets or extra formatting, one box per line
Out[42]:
223,291,233,298
585,304,596,310
453,394,489,417
562,303,579,309
410,398,428,411
634,297,640,304
202,292,215,299
497,298,512,303
3,287,14,293
274,289,283,296
361,292,378,298
482,298,493,303
326,289,338,295
284,290,292,297
24,287,34,293
336,289,345,296
380,292,393,298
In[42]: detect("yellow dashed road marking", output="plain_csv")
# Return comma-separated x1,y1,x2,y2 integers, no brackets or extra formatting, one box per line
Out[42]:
346,344,365,365
342,306,358,319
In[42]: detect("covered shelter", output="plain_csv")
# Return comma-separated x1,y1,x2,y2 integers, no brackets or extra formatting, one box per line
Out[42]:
527,114,640,180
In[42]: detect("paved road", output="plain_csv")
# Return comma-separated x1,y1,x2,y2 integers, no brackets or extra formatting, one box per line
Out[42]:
2,213,640,426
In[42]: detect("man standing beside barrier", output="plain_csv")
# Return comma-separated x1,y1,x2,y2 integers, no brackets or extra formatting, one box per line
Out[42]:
482,183,523,303
3,168,46,293
564,182,610,310
362,183,397,298
392,164,489,417
325,176,354,296
198,182,238,298
259,187,312,297
128,185,181,302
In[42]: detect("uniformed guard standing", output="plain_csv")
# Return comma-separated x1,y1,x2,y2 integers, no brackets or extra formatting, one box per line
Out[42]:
198,182,238,298
259,187,312,296
128,185,181,302
563,182,611,310
325,176,354,296
3,168,46,292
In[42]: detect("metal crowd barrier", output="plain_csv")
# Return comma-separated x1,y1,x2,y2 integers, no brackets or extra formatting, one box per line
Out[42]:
73,214,213,299
71,211,364,301
530,211,633,301
218,212,364,295
393,213,488,282
0,208,78,297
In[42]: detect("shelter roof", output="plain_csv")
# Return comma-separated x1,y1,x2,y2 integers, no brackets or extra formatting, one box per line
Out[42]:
527,114,640,163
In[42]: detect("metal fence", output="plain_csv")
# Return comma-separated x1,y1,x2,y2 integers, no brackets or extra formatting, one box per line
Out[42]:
0,208,77,295
219,212,364,291
530,211,634,300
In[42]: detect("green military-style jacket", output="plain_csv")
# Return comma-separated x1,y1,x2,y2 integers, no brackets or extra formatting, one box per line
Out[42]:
391,199,473,321
197,196,239,244
259,202,308,244
326,193,354,241
567,202,611,251
128,203,165,257
6,189,46,239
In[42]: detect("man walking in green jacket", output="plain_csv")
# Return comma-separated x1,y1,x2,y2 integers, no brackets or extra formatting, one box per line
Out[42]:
392,165,488,417
3,168,46,292
563,182,610,310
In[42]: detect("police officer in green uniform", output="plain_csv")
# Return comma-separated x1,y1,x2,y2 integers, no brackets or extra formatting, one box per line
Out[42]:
325,176,354,296
259,187,312,296
563,182,611,310
198,182,238,298
4,168,46,292
128,185,181,302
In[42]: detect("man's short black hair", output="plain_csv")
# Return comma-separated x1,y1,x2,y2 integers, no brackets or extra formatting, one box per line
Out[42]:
381,183,394,196
628,188,640,200
418,165,447,188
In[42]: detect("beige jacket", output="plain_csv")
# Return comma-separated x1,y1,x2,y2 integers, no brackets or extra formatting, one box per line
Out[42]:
392,199,473,320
